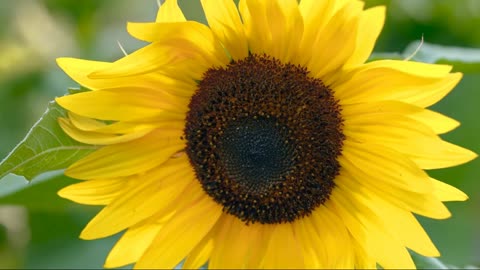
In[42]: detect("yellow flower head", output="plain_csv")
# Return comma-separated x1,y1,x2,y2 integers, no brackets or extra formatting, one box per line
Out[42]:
55,0,477,269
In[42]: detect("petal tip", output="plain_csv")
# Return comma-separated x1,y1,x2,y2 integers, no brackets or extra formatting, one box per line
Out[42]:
458,147,478,165
57,185,71,199
79,229,94,240
368,5,387,16
79,222,107,240
56,57,75,69
55,96,68,108
64,163,84,179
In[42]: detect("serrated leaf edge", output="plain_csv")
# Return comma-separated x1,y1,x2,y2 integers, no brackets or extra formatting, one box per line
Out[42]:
0,101,97,180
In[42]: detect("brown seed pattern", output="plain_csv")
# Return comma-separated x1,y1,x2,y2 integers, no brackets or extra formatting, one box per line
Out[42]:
185,54,344,224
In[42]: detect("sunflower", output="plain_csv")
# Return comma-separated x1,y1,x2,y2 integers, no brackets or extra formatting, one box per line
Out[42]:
55,0,476,269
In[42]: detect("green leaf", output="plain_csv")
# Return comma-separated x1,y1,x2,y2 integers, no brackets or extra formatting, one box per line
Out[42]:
371,40,480,73
410,251,451,269
0,100,98,181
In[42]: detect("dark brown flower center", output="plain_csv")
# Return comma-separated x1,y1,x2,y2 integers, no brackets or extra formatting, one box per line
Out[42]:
184,54,344,224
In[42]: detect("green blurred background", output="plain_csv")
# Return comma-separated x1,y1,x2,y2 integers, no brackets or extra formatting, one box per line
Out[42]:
0,0,478,268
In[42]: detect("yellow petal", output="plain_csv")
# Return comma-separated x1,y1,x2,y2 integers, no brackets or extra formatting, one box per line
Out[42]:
132,112,190,127
241,0,304,62
56,58,167,91
86,43,179,79
341,141,433,193
56,58,113,90
293,218,323,268
261,223,304,269
57,57,198,101
299,0,352,21
293,218,320,269
87,41,204,81
104,214,172,268
135,195,222,269
374,200,440,257
329,188,416,269
340,158,451,219
56,88,186,121
310,204,355,268
341,100,460,134
299,0,351,56
80,157,193,239
299,0,336,34
128,21,209,45
65,129,184,180
431,178,468,202
334,60,461,108
305,1,362,79
265,0,304,62
201,0,248,60
344,111,477,169
337,174,440,257
209,214,252,269
208,215,236,269
106,194,203,268
353,59,453,77
58,117,152,145
183,231,214,269
409,108,460,134
68,112,106,131
68,112,179,135
344,6,386,67
58,178,126,205
238,0,269,55
156,0,186,23
123,21,228,72
243,223,270,269
351,238,377,269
